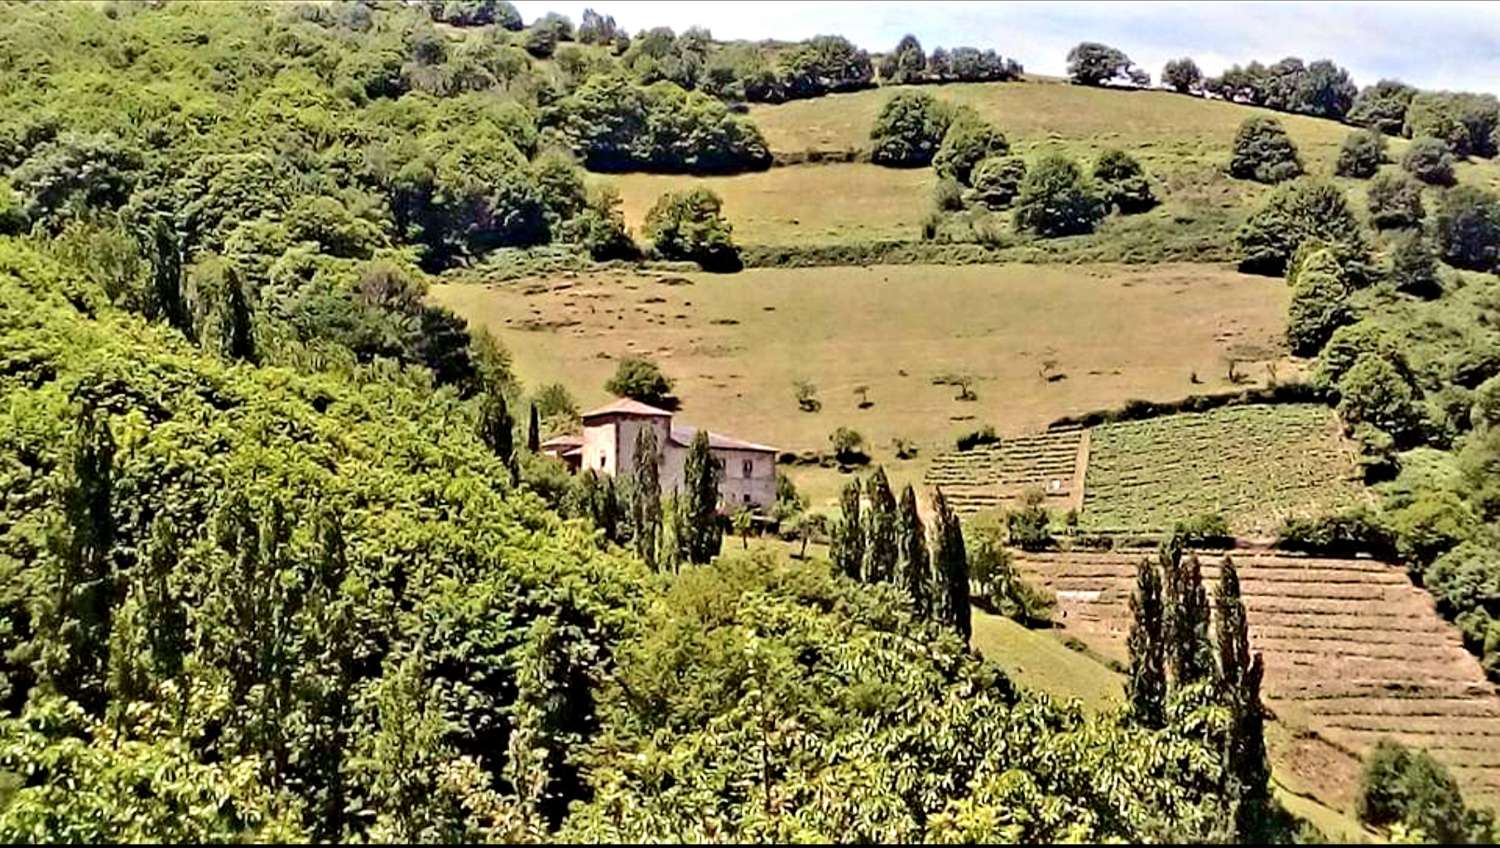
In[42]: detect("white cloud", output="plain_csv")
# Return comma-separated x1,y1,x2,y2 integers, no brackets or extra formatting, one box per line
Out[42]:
512,0,1500,93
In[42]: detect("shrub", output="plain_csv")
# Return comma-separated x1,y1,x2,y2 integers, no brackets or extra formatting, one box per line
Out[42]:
1335,129,1386,178
1424,541,1500,618
955,425,999,451
1366,173,1425,229
1434,185,1500,272
1229,116,1303,183
643,188,739,270
605,356,674,406
1357,740,1472,843
1389,231,1442,299
573,185,637,260
1173,513,1233,547
828,426,867,464
1237,179,1369,278
1013,153,1105,237
933,113,1008,185
1277,506,1396,558
1162,58,1202,94
1092,149,1155,214
869,91,951,167
1006,488,1052,552
1315,321,1406,389
1387,490,1484,563
1473,375,1500,430
793,380,821,412
1338,355,1425,446
933,178,964,212
1286,262,1351,356
970,156,1027,209
1401,136,1456,186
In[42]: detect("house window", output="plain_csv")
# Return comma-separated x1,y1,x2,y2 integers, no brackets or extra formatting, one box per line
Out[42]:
742,459,754,478
600,456,606,469
743,493,751,504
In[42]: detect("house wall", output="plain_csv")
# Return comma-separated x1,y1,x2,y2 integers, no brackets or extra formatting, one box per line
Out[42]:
580,412,775,511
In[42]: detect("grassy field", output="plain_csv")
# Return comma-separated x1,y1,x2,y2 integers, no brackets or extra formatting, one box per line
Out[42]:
432,262,1292,507
1080,404,1368,536
592,78,1500,259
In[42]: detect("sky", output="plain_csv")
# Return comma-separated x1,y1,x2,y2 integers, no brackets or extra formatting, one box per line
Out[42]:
512,1,1500,95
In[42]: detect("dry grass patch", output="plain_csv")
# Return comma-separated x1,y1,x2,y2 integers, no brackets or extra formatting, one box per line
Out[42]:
431,262,1291,507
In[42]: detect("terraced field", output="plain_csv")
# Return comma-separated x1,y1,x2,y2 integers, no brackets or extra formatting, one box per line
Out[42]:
1081,404,1368,537
925,426,1087,516
1016,550,1500,805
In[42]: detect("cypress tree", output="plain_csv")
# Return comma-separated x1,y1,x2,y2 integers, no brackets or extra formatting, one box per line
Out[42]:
477,388,516,475
221,265,256,363
897,484,931,616
527,403,541,453
1161,535,1214,686
932,488,971,644
864,467,898,583
45,404,117,711
631,426,662,571
1215,557,1271,836
682,430,722,564
1126,558,1168,729
145,215,190,338
833,479,863,580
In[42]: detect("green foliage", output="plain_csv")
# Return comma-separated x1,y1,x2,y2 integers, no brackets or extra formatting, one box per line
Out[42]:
1349,80,1418,136
1338,354,1426,447
1401,136,1457,186
1357,740,1494,843
1126,559,1167,729
604,355,674,405
1434,185,1500,272
1092,149,1156,214
1160,539,1214,688
1065,42,1138,86
828,426,866,463
932,177,964,212
1208,57,1357,120
1286,261,1351,356
933,112,1009,185
897,484,930,616
1314,321,1405,389
1385,490,1483,563
631,426,663,571
1366,173,1425,229
552,73,771,173
1162,58,1203,94
1405,91,1499,158
969,517,1055,625
1012,153,1105,238
1214,558,1271,837
1229,116,1303,184
1005,487,1053,552
680,430,723,564
970,155,1027,210
832,478,864,580
932,488,970,644
1335,129,1386,178
1236,179,1369,278
869,91,952,168
1389,231,1442,298
643,187,738,270
878,33,927,85
863,467,899,583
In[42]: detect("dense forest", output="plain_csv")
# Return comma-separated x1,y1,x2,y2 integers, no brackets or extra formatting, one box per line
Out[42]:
3,0,1500,842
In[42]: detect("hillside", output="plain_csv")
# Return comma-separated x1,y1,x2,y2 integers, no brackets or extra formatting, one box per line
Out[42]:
597,79,1500,262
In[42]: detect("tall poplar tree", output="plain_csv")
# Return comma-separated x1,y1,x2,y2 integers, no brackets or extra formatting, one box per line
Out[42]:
632,427,662,570
1126,559,1168,729
864,467,898,583
1215,557,1271,838
833,479,863,580
897,484,931,616
682,431,722,564
932,488,971,644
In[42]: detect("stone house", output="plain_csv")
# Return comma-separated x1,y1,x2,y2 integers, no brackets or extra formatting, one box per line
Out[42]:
540,398,778,511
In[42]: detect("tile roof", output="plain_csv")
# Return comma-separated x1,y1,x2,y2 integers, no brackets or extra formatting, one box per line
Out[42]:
669,425,776,453
580,398,675,420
